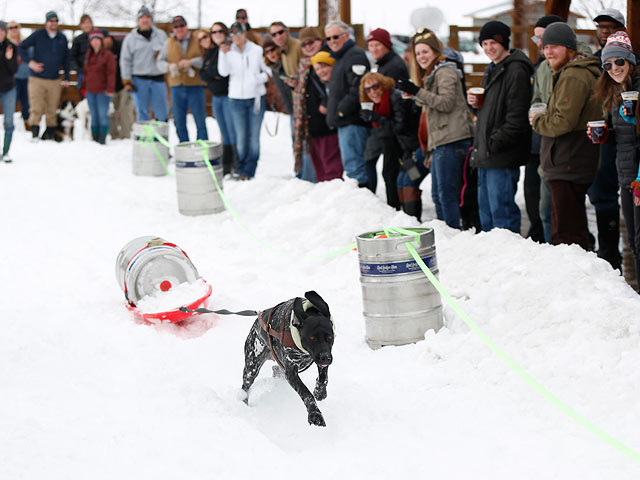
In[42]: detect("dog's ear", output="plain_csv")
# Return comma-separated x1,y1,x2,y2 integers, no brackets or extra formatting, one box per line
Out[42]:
292,298,305,326
304,291,330,317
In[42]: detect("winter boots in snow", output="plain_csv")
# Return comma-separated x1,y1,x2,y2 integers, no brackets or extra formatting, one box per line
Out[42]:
596,209,622,272
222,144,234,175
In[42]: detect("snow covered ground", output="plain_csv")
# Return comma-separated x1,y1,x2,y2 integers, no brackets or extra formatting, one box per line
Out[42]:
2,113,640,479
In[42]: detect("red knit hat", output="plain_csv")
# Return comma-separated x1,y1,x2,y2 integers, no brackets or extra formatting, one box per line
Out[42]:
366,28,392,50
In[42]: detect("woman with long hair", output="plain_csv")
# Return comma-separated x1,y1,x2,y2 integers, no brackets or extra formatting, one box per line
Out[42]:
593,31,640,291
359,72,423,218
82,30,116,144
199,22,237,175
397,28,474,229
0,21,18,162
7,21,28,131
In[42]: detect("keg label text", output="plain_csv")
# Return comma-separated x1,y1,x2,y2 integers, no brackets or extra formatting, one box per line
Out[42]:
359,255,437,275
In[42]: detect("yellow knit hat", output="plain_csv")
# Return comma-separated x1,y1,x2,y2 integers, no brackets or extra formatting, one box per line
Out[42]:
311,51,335,66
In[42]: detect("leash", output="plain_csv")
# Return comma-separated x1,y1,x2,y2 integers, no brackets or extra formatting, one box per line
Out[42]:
178,306,257,316
263,111,280,137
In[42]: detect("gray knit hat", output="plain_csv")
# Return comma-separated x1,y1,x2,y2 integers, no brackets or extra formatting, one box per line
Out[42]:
541,22,577,51
601,31,636,66
137,6,152,20
45,11,58,22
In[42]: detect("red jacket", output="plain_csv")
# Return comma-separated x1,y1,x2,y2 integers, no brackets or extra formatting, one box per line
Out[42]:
82,48,116,94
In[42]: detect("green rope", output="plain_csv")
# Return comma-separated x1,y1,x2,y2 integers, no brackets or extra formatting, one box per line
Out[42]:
140,124,172,176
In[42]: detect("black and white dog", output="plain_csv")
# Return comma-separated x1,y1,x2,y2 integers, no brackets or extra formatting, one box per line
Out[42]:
54,99,77,142
242,291,335,426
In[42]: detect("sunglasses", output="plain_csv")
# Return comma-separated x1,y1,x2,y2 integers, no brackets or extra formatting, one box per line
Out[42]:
173,23,186,29
264,47,278,54
230,30,242,37
301,39,317,48
211,29,225,34
8,26,19,30
271,29,286,37
236,16,247,20
325,33,345,42
603,58,626,71
363,83,381,93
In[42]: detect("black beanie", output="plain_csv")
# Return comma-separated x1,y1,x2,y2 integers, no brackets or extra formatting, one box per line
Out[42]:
479,21,510,51
541,22,577,51
535,14,565,29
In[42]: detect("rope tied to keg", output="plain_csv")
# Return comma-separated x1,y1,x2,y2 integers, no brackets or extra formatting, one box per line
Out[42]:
140,124,173,176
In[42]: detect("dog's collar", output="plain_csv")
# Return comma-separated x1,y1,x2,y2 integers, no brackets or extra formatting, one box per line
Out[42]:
290,299,336,355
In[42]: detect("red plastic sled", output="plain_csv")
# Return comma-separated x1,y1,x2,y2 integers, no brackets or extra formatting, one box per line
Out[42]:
126,281,213,324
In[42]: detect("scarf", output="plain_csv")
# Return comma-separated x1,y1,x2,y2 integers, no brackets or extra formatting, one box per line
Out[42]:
293,57,312,169
372,89,391,128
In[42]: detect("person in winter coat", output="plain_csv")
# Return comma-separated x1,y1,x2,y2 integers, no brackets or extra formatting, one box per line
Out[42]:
364,27,410,207
360,72,423,219
467,21,533,233
262,34,290,115
218,21,270,180
200,22,237,175
531,22,602,250
103,31,134,140
398,28,474,229
306,51,343,181
82,30,116,144
0,21,18,162
70,14,93,96
157,15,208,143
7,21,29,131
593,31,640,290
268,21,302,78
18,11,70,141
120,7,169,122
325,20,370,187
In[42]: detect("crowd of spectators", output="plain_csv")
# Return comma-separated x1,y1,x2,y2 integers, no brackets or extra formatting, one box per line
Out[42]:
1,7,639,290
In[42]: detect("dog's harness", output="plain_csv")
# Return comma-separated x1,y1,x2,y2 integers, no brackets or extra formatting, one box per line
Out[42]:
257,302,298,368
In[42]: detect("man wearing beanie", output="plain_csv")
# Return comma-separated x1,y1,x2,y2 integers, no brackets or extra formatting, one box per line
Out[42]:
586,9,640,271
531,22,602,250
324,20,370,187
468,20,533,233
18,11,70,141
527,15,564,244
363,27,409,208
156,15,208,143
269,22,301,77
120,6,169,122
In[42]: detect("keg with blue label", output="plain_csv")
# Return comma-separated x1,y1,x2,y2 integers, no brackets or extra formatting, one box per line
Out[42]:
356,227,442,349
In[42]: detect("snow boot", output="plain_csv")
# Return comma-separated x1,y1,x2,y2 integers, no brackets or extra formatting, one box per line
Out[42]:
91,127,100,142
97,127,108,145
596,209,622,271
41,127,56,141
3,131,12,158
230,144,239,173
222,144,234,175
30,125,40,141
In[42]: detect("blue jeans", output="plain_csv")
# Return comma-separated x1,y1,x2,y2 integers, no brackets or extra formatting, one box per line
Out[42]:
0,87,16,156
211,94,236,145
86,92,111,130
131,77,169,122
337,124,369,185
397,147,429,189
15,78,29,121
229,96,266,178
478,167,521,233
431,138,471,229
171,85,208,143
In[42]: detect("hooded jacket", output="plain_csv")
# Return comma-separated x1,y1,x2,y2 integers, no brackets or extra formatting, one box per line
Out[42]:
470,49,533,169
82,47,116,94
533,55,602,184
375,50,409,82
415,60,474,149
217,40,270,100
120,26,168,80
326,40,370,128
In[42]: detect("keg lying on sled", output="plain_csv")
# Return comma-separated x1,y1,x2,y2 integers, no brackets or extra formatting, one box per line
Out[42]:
356,227,443,349
115,236,211,323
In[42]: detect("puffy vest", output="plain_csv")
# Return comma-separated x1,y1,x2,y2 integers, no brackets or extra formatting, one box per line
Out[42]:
166,33,206,87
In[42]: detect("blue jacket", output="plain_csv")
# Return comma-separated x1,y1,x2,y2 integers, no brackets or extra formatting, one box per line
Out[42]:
19,28,69,80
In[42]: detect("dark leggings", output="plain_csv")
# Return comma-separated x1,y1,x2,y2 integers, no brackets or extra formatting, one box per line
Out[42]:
620,187,640,256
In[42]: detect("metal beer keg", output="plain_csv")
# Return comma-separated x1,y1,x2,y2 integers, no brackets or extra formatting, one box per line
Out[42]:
132,121,170,176
115,236,200,306
356,228,443,349
174,141,224,216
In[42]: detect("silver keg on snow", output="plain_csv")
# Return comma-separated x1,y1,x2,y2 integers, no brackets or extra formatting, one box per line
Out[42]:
174,141,225,216
356,228,443,349
115,236,200,305
132,121,170,176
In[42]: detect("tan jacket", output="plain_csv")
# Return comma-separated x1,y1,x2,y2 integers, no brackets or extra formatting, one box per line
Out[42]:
415,62,474,149
281,36,302,77
166,34,205,87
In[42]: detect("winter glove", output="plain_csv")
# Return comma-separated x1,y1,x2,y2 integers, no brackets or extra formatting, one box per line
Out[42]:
359,109,381,123
396,78,420,96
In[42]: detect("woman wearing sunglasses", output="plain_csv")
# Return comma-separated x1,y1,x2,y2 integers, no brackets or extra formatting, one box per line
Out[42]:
199,22,237,175
396,28,474,229
593,31,640,291
359,72,422,219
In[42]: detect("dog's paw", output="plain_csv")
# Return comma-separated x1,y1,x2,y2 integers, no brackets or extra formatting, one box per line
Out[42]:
308,409,326,427
313,386,327,401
